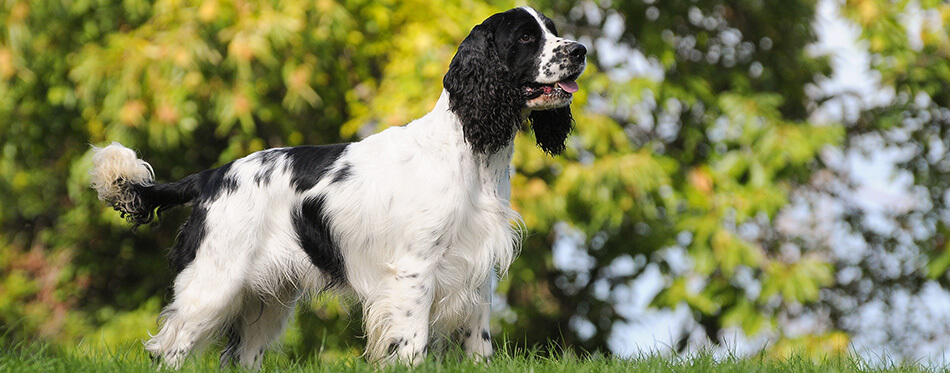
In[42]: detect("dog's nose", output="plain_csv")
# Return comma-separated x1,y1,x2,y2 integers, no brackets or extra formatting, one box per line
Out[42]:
568,43,587,60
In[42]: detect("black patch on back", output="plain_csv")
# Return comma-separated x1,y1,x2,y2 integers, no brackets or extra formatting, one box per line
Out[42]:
285,144,350,192
197,162,239,202
332,162,352,184
293,195,346,285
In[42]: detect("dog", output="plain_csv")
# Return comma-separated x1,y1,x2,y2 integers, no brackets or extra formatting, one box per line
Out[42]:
90,6,585,369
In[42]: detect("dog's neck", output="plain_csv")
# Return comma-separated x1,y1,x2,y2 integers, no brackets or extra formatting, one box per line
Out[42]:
411,90,515,188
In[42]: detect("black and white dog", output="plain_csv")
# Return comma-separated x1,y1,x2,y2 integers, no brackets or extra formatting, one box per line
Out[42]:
90,7,585,369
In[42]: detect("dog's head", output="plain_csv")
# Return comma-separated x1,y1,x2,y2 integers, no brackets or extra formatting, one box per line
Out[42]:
443,7,587,155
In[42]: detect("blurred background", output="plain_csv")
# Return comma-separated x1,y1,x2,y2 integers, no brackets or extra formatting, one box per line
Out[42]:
1,0,949,365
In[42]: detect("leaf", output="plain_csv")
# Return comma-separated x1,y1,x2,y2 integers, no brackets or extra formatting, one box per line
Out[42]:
721,299,770,335
762,255,834,303
653,277,720,315
927,244,950,279
711,229,765,276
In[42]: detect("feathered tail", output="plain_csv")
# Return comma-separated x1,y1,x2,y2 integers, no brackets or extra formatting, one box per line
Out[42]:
90,142,199,226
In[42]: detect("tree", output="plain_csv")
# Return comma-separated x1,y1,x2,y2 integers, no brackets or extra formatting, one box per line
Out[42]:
496,0,844,354
799,0,950,360
502,0,950,360
0,0,489,351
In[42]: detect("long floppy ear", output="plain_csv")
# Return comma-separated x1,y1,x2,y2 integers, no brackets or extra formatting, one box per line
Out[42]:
443,20,522,155
529,106,574,155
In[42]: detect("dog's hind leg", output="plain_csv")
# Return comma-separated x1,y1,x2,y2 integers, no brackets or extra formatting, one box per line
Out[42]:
144,258,246,368
219,286,301,370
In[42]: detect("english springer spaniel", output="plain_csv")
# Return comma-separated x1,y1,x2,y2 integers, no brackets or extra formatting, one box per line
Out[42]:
90,6,585,369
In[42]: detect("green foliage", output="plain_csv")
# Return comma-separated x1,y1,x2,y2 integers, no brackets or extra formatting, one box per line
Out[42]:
809,0,950,359
503,0,846,354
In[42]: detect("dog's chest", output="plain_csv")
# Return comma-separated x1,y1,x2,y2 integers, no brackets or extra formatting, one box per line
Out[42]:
423,154,517,328
422,153,513,252
324,140,516,261
441,153,516,250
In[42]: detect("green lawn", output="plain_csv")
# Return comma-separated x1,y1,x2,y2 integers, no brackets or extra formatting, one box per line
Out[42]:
0,341,941,373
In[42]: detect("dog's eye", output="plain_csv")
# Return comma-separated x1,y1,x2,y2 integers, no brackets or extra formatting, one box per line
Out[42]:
519,34,535,43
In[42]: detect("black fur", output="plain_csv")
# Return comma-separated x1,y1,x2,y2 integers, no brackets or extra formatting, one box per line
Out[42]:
283,145,351,284
195,163,240,203
165,164,240,273
443,14,523,155
168,209,211,276
293,195,346,286
285,144,350,192
119,173,200,227
529,106,574,155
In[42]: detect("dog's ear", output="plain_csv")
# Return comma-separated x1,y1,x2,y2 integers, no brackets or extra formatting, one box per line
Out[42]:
443,18,522,155
529,106,574,155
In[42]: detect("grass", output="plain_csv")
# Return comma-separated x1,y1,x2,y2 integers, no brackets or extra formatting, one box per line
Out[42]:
0,340,944,372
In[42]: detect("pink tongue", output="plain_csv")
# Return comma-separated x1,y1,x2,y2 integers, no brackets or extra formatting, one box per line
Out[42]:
558,80,579,93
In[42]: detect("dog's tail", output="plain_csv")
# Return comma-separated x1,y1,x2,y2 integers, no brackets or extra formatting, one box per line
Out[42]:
90,142,200,227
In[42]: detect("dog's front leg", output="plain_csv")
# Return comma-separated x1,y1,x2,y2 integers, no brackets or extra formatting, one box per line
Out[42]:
458,275,493,361
363,267,434,366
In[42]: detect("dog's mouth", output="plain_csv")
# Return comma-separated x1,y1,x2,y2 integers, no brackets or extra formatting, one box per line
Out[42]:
523,79,579,110
523,80,579,100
